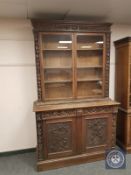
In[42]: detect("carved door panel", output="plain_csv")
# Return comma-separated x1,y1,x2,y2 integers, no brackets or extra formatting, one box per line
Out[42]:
82,114,112,153
44,117,76,159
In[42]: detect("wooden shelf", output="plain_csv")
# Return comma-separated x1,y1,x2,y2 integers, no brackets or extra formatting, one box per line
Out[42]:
77,94,102,98
44,67,72,69
77,65,103,69
77,48,103,51
77,78,102,82
45,80,72,83
42,49,72,51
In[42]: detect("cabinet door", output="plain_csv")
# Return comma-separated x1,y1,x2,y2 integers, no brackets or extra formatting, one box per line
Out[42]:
40,33,73,101
44,117,76,159
76,34,105,99
82,114,112,153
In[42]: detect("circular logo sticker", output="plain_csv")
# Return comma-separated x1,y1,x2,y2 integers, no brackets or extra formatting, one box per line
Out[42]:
106,149,126,169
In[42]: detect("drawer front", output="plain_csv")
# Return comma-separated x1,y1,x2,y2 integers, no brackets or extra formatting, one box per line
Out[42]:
43,110,76,119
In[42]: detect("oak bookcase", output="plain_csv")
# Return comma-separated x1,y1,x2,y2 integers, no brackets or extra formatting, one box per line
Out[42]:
32,20,119,171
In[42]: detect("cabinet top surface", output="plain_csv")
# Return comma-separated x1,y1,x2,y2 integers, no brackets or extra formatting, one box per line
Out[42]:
33,98,119,112
114,37,131,46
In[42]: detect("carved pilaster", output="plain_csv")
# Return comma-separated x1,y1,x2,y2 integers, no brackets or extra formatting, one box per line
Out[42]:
112,114,117,147
34,32,42,100
105,32,111,97
36,112,44,161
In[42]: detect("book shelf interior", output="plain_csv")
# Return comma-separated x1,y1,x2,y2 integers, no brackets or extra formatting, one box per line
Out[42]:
41,33,104,100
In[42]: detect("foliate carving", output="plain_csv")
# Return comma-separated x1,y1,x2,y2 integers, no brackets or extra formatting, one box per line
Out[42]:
36,106,115,120
34,32,42,100
86,118,107,147
36,112,44,160
105,33,111,97
47,122,72,153
31,20,111,33
112,114,117,146
43,110,76,118
77,106,113,115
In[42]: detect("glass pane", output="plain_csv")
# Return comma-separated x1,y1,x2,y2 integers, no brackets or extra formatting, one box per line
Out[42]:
45,82,72,100
43,50,72,68
77,50,103,68
77,68,102,81
44,69,72,82
42,34,72,50
77,35,104,50
77,81,103,98
76,35,104,98
42,34,73,100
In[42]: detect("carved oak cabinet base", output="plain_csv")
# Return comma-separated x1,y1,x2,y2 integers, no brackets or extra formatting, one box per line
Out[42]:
34,99,119,171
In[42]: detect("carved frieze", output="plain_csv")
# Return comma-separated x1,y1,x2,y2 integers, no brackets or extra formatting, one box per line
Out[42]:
36,106,118,120
31,20,111,33
44,110,76,118
77,106,113,116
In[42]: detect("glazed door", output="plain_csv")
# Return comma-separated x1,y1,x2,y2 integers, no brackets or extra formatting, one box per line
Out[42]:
82,114,112,153
44,117,76,159
40,33,74,101
75,33,105,99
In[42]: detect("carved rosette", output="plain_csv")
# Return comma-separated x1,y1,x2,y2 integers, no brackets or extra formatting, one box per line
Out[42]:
87,118,107,147
36,112,44,161
34,32,42,100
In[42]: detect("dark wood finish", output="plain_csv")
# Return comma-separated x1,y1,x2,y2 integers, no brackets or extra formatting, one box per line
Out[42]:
115,37,131,152
32,20,119,171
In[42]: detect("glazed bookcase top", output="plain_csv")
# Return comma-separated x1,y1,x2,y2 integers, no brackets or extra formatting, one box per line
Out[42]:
32,20,111,102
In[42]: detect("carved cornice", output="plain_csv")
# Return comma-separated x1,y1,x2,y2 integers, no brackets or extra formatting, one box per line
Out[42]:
114,37,131,46
31,19,111,33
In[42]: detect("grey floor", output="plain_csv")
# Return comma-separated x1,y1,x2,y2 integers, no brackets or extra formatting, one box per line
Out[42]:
0,152,131,175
